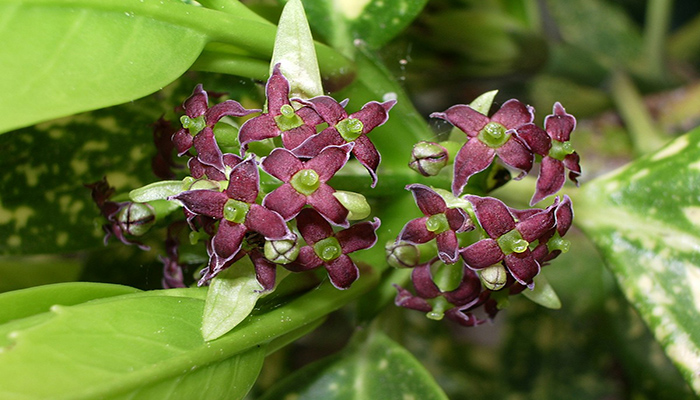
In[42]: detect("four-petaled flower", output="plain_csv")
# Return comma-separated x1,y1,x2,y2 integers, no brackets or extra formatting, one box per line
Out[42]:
292,96,396,187
515,102,581,205
287,208,380,289
238,64,323,152
170,157,293,284
431,99,535,196
261,143,353,226
460,195,556,287
398,184,473,263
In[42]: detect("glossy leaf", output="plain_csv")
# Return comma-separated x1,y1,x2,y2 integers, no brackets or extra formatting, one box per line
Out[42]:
575,126,700,395
259,329,448,400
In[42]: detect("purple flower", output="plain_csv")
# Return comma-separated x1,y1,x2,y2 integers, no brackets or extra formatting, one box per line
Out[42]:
516,102,581,205
398,184,473,263
430,99,535,196
286,208,380,289
261,143,353,227
460,195,556,287
172,85,257,173
170,157,293,283
394,261,495,327
238,64,323,152
199,241,279,291
531,195,574,263
292,96,396,187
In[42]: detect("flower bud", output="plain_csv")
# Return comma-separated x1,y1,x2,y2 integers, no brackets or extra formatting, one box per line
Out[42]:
332,191,371,220
117,202,156,236
386,241,420,268
409,141,448,176
479,264,507,291
264,238,300,264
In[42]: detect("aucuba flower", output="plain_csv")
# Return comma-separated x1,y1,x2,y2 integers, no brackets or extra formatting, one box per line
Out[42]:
286,208,380,289
172,84,257,173
199,238,280,291
170,157,293,283
530,195,574,264
238,64,323,152
292,96,396,187
431,99,534,196
460,195,557,287
515,102,581,205
398,184,473,264
394,261,496,327
261,143,353,227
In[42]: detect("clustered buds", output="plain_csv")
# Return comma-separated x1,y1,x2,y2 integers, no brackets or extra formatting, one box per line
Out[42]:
392,97,579,327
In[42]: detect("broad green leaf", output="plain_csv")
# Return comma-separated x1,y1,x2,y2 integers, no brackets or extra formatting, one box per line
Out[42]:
521,273,561,309
575,126,700,394
259,329,448,400
0,262,378,399
301,0,429,52
201,260,265,341
271,0,323,99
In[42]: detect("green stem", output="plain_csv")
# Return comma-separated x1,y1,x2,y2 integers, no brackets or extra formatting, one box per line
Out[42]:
643,0,673,79
610,71,667,156
668,12,700,62
191,51,270,81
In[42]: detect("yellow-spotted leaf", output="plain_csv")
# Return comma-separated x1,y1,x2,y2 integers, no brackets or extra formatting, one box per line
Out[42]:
575,126,700,394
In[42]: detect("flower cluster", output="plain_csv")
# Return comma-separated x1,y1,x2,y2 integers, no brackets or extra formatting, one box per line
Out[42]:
393,99,578,326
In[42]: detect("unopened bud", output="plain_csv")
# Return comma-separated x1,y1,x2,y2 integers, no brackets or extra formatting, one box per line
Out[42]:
264,238,300,264
409,141,448,176
479,264,507,291
117,203,156,236
386,241,420,268
332,191,371,220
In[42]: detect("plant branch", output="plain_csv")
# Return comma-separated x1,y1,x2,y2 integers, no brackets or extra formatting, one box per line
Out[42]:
643,0,673,79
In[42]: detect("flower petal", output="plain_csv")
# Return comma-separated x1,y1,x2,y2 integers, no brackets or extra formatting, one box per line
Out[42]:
325,255,359,289
238,114,281,151
460,239,504,269
452,139,496,195
304,143,354,182
491,99,534,129
465,195,516,238
171,190,228,219
430,104,489,137
183,84,208,118
515,123,551,156
545,102,576,142
496,135,533,176
394,284,433,312
436,230,460,263
445,207,472,233
193,127,224,172
262,183,307,221
226,157,260,203
398,217,437,245
443,268,483,306
173,128,193,156
205,100,257,125
516,206,556,242
351,100,395,133
556,195,574,236
407,184,446,216
306,184,349,227
411,262,441,299
246,204,292,240
291,126,344,158
563,152,581,184
337,217,380,254
295,208,333,245
504,250,540,287
261,147,304,182
531,156,566,205
286,246,323,271
212,219,247,261
281,123,319,150
266,64,292,114
307,95,348,124
350,133,381,188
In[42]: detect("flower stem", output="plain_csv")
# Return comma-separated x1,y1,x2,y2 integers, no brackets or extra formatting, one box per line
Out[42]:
610,71,667,156
642,0,673,80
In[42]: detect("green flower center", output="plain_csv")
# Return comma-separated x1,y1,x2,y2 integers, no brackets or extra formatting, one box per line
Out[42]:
290,169,320,195
548,233,571,253
477,122,510,148
313,237,343,262
425,213,449,234
496,229,529,255
335,118,364,142
548,140,575,161
223,199,250,224
180,115,206,136
274,104,305,132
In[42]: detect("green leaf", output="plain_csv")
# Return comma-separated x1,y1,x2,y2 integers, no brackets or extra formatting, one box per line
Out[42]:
469,90,498,115
272,0,323,99
521,272,561,310
259,329,448,400
575,126,700,395
0,0,207,134
0,255,83,293
201,259,265,341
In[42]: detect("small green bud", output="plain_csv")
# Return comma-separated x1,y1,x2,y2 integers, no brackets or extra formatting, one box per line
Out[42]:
264,238,300,264
117,203,156,236
333,191,371,220
409,141,448,176
479,264,507,291
385,241,420,268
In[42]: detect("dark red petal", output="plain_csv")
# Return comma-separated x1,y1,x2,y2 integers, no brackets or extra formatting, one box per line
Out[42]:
516,207,556,242
515,123,551,156
496,135,533,175
531,156,566,205
337,218,380,254
445,207,472,233
249,251,278,292
436,230,460,263
297,104,324,126
563,152,581,185
212,220,247,261
261,147,303,182
465,195,516,238
193,128,224,172
205,100,258,125
504,250,540,287
292,127,344,158
173,128,193,156
308,95,348,124
350,134,380,188
491,99,534,129
306,184,349,227
246,204,292,240
184,84,208,118
430,104,489,137
172,190,228,219
285,246,323,272
222,153,243,169
188,157,226,181
226,157,259,203
350,100,395,133
304,143,353,182
281,123,320,150
262,183,307,221
556,195,574,236
267,64,292,114
452,139,496,196
444,268,483,306
545,102,576,142
238,114,281,150
407,184,446,216
325,255,359,289
394,284,433,312
295,208,333,245
460,239,504,269
398,217,437,245
411,263,441,299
